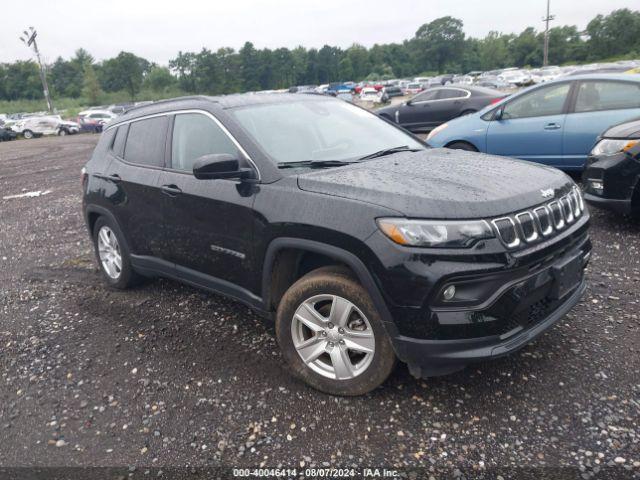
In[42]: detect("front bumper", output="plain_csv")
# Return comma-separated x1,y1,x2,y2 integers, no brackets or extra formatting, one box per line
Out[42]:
394,277,586,378
366,211,590,378
582,152,639,215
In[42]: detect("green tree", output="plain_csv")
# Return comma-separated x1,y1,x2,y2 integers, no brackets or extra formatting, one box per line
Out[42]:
144,66,176,92
82,65,102,104
414,16,465,73
99,51,149,100
239,42,261,91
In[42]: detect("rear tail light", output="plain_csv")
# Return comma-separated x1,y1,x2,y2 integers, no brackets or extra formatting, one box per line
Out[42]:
490,97,505,105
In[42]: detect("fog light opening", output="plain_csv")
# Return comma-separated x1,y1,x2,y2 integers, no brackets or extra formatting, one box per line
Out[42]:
443,285,456,301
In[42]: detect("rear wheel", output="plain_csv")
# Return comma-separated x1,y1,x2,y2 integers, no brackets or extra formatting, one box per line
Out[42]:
58,129,67,136
447,141,478,152
92,217,140,289
276,267,396,396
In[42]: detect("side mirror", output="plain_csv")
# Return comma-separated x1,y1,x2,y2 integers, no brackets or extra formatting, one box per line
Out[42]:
192,154,252,180
406,99,413,106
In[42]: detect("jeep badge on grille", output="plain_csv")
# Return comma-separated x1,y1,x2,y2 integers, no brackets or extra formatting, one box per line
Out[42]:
540,188,554,198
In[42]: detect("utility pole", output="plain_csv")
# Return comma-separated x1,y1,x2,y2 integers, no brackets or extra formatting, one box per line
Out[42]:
542,0,555,67
19,27,53,113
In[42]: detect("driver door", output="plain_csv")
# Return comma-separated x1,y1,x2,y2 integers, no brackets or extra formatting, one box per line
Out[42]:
159,111,258,293
486,82,572,167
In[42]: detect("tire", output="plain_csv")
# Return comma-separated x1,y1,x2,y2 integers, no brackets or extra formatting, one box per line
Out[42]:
276,266,396,396
58,129,67,136
459,109,477,117
447,141,478,152
92,216,140,289
23,130,33,139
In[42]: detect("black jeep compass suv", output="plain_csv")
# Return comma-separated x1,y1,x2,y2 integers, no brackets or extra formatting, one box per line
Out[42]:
82,94,590,396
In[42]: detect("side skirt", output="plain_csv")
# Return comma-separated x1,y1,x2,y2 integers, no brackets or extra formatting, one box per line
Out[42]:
130,254,268,317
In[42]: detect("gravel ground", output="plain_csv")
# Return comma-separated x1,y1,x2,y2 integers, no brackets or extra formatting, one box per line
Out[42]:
0,134,638,478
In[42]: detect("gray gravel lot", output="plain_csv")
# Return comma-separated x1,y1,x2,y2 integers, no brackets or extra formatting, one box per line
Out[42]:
0,134,639,477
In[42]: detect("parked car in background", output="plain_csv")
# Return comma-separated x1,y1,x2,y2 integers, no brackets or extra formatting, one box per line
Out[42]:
11,116,80,139
403,82,423,95
381,85,403,98
427,74,640,171
77,110,118,133
582,117,640,217
377,86,506,132
476,76,510,90
498,69,533,87
451,74,473,85
359,87,382,102
0,126,18,141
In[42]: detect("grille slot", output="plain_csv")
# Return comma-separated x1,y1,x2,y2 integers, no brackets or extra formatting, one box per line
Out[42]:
492,187,584,249
492,218,519,247
533,206,553,236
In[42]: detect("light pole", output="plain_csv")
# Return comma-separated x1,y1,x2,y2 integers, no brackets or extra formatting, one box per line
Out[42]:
19,27,54,113
542,0,555,67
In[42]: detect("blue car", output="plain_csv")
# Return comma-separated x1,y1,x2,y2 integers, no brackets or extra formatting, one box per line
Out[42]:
427,74,640,171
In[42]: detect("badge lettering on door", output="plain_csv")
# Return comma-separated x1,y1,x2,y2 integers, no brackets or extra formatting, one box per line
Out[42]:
210,244,246,260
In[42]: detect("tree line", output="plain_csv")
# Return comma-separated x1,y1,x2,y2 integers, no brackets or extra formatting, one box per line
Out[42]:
1,9,639,105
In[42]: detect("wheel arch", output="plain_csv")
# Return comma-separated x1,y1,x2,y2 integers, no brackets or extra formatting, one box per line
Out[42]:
444,139,479,151
262,238,398,335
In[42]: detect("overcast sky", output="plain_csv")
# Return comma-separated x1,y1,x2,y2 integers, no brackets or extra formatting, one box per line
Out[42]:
1,0,636,65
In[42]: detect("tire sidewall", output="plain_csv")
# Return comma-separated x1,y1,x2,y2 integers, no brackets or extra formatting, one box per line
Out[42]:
23,130,33,139
92,216,135,289
276,269,396,396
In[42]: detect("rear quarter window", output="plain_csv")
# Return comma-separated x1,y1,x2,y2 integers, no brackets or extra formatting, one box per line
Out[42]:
123,116,168,167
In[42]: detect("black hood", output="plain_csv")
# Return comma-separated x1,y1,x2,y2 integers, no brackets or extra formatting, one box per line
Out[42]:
603,117,640,139
297,149,573,219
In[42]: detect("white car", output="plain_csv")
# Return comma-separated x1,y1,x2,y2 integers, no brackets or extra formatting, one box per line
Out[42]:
498,69,533,87
78,110,118,122
11,116,80,139
359,87,382,102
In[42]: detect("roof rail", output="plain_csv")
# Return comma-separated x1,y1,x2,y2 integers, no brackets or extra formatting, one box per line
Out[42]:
123,95,215,114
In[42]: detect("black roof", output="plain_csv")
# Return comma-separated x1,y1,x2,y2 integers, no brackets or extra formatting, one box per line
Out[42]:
114,93,332,125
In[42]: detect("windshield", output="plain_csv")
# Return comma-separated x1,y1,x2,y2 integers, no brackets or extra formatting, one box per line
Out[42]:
231,99,425,165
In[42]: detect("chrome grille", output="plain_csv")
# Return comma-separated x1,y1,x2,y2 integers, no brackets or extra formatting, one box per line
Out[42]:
492,186,585,249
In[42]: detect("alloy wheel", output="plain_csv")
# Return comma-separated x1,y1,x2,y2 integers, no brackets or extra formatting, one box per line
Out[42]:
97,226,122,279
291,294,375,380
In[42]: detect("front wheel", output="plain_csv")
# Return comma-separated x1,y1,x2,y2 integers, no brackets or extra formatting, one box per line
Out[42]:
276,266,396,396
58,129,67,136
23,129,34,139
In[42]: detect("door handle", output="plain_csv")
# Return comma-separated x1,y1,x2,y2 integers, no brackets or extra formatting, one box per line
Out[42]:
544,123,561,130
161,184,182,196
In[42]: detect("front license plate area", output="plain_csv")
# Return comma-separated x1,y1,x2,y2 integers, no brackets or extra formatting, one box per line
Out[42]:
551,254,583,300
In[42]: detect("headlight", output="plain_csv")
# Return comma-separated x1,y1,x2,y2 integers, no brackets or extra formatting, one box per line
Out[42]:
427,123,448,141
377,218,495,248
590,139,639,157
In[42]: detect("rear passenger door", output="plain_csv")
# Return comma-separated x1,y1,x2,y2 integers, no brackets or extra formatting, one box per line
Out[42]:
562,80,640,169
159,111,258,295
104,116,168,258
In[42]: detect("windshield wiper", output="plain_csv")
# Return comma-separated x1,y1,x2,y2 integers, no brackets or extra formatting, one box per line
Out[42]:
277,160,358,169
358,145,422,161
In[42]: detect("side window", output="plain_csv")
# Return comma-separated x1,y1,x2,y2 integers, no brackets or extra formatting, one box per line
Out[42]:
437,89,467,100
575,81,640,113
502,83,570,119
413,90,439,102
123,116,168,167
111,124,128,157
171,113,240,172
